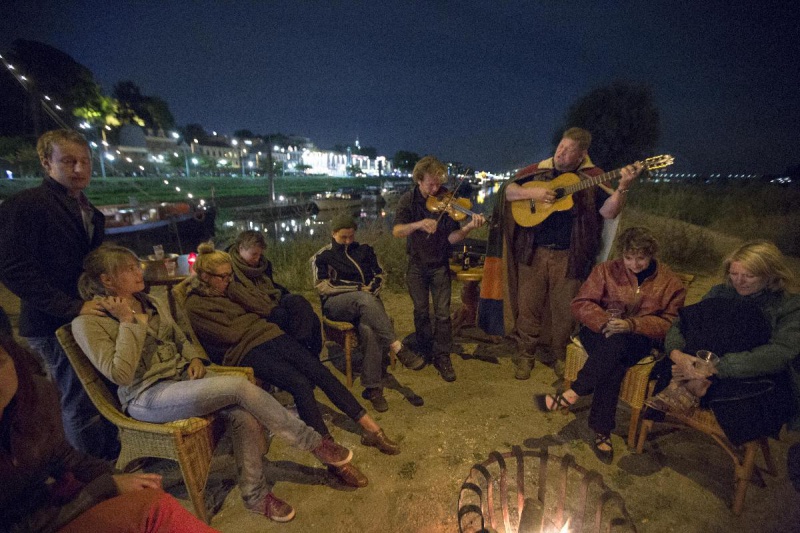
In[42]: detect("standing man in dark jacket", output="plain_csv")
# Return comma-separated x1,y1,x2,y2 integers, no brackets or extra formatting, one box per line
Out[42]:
0,129,117,459
392,156,485,382
312,215,425,412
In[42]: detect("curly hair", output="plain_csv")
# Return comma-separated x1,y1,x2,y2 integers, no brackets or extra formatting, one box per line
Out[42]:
411,155,447,185
615,226,659,258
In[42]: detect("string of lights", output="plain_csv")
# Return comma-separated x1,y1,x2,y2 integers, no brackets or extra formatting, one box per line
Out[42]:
1,51,204,203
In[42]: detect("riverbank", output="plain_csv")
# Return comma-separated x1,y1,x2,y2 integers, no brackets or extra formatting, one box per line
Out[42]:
2,278,799,532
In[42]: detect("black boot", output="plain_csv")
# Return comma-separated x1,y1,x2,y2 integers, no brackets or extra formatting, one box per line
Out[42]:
434,354,456,382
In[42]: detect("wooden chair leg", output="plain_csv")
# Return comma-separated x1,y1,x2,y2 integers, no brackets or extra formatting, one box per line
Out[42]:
635,419,653,454
344,331,354,388
732,441,759,516
627,408,641,450
759,438,776,475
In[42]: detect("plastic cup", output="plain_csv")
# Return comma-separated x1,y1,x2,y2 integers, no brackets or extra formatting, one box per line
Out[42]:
153,244,165,260
607,302,625,320
695,350,720,367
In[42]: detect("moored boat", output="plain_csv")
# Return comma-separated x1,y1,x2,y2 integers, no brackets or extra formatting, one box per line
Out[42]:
101,201,216,256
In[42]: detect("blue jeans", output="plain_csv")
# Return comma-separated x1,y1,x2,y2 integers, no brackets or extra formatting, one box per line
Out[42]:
405,262,452,360
126,370,322,509
27,336,119,460
324,291,396,389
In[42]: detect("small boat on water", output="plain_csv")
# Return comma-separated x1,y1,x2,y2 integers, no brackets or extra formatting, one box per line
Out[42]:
308,188,363,212
101,201,216,256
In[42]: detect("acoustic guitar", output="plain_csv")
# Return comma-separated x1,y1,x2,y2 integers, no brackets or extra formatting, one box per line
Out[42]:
510,155,674,227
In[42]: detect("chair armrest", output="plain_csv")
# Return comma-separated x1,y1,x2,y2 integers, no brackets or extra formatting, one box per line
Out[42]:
208,364,255,384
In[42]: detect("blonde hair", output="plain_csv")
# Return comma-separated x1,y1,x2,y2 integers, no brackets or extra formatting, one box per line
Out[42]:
723,240,794,292
412,155,447,185
78,245,140,300
37,129,90,163
562,127,592,151
194,241,231,276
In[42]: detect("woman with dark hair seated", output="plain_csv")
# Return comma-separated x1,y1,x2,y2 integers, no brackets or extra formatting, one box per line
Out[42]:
228,230,322,357
0,308,219,533
653,240,800,445
536,227,687,463
70,245,354,524
184,243,401,489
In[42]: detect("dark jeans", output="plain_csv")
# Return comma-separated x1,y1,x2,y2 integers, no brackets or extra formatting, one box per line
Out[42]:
268,294,323,357
571,327,655,435
406,262,452,360
240,334,366,438
27,335,119,460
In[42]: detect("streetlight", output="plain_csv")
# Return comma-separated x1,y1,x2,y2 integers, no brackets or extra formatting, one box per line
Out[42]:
171,131,191,177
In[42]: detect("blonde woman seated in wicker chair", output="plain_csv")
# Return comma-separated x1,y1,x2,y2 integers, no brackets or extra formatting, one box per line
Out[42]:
649,240,800,446
70,245,354,524
536,227,686,464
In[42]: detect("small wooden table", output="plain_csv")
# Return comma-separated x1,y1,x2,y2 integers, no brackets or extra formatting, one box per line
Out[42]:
142,257,190,317
449,264,484,334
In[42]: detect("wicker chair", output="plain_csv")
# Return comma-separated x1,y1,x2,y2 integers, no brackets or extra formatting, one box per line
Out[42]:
563,272,694,449
321,316,396,388
56,324,254,524
635,405,776,515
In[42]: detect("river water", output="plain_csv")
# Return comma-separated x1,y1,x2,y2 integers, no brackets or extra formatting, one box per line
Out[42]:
217,181,504,243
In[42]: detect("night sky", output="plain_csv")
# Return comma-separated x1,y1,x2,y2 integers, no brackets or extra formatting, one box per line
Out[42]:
2,1,798,174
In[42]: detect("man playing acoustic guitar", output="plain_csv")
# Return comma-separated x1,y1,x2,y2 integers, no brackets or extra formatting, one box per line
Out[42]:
497,127,642,380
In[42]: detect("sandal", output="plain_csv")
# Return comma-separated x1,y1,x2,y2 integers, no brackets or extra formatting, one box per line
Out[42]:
535,392,574,413
592,433,614,464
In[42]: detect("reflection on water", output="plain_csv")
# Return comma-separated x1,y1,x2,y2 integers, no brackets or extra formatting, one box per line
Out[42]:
221,181,503,242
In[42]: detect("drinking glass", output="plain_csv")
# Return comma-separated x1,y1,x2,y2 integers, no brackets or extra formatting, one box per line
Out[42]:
165,259,177,277
153,244,165,260
606,301,625,320
694,350,720,374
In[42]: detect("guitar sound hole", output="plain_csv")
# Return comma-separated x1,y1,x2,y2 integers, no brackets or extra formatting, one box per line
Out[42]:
554,188,566,199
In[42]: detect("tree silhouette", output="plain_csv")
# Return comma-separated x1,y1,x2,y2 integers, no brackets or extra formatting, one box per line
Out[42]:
558,81,660,170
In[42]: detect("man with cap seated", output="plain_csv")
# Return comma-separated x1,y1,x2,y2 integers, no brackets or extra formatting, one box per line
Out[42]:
311,215,425,412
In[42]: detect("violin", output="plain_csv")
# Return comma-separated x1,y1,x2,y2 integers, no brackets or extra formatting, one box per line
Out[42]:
425,192,484,222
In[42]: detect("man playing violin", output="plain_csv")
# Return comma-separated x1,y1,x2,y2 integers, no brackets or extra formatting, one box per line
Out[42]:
392,156,485,382
497,127,642,380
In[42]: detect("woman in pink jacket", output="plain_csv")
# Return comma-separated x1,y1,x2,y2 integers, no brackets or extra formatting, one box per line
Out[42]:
536,227,686,463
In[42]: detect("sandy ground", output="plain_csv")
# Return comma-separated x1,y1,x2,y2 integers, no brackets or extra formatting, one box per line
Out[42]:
2,274,800,533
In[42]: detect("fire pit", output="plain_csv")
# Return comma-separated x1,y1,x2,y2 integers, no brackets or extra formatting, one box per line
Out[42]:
458,446,636,533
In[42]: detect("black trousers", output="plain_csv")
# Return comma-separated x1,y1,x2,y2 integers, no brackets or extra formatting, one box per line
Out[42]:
241,334,366,438
267,294,323,357
572,327,655,435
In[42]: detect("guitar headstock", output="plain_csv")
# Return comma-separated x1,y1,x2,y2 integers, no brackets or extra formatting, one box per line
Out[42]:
642,155,675,171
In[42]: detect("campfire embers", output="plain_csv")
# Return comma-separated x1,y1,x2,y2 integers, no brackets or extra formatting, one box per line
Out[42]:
458,446,636,533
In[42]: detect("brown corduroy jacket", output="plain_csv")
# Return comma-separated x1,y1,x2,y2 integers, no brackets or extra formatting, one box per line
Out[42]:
571,259,686,339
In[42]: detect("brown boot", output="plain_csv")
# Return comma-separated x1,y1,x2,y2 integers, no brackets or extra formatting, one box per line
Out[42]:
361,429,401,455
328,463,369,488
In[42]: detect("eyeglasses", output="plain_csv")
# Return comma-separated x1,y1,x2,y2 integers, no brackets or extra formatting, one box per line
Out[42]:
207,271,233,281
